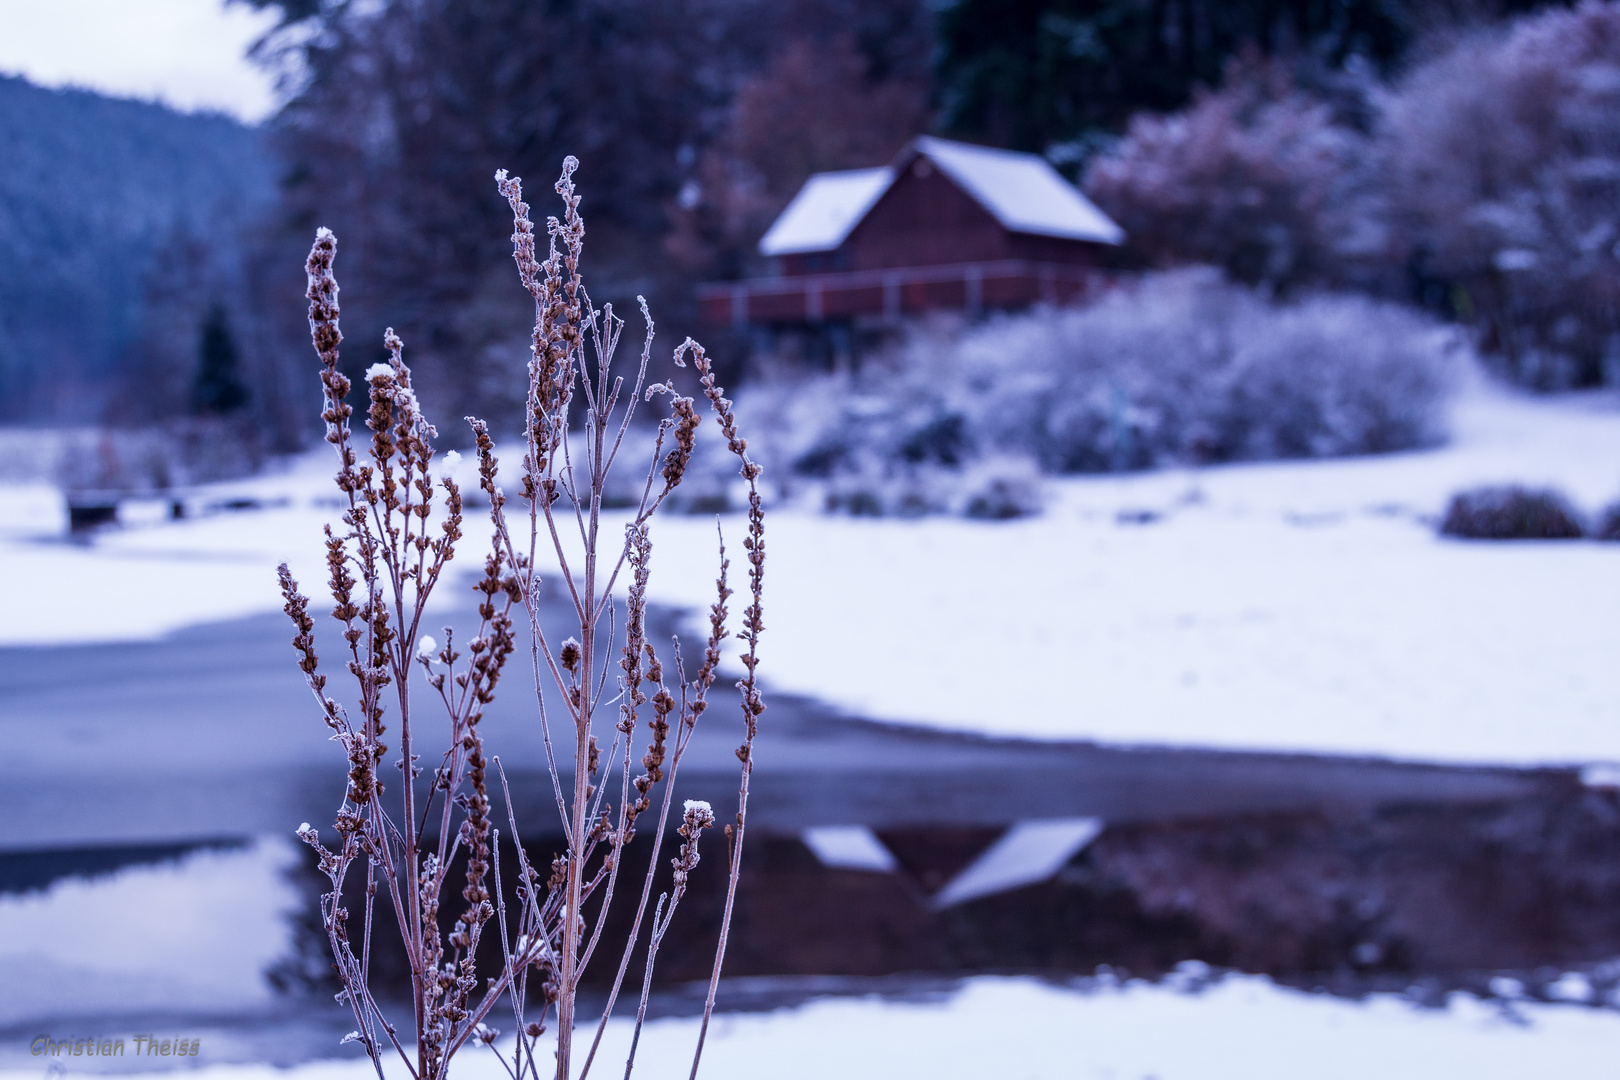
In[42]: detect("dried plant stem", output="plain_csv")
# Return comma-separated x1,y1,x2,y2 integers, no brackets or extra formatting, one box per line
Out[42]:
284,160,763,1080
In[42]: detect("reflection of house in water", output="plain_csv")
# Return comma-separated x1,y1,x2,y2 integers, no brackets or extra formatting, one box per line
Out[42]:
698,135,1126,358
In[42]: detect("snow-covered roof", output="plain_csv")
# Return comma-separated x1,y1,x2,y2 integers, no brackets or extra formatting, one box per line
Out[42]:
757,167,893,256
911,136,1125,246
757,136,1124,257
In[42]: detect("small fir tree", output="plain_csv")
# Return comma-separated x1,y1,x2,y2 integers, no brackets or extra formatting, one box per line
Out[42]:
191,302,249,415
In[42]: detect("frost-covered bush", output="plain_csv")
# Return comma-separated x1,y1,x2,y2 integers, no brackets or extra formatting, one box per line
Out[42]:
822,460,951,518
1384,2,1620,387
1439,485,1587,540
959,456,1045,520
1209,292,1455,459
1085,66,1373,293
976,273,1457,466
812,453,1044,519
734,353,987,516
737,272,1456,516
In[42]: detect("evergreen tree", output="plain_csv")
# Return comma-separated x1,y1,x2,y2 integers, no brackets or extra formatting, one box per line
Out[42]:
191,303,249,416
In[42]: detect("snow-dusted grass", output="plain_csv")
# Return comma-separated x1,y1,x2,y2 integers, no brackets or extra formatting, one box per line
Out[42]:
7,971,1620,1079
2,373,1617,764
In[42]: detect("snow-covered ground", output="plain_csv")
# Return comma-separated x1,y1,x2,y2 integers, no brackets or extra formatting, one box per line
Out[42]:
2,372,1618,764
7,970,1620,1080
654,376,1620,765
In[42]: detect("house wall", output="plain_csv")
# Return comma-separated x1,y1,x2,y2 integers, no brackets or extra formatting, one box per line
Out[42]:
1006,231,1110,266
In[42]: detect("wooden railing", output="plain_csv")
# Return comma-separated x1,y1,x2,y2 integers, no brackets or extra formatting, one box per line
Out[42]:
697,260,1113,327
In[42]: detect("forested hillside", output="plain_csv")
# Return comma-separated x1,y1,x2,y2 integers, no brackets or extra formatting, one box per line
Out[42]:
0,76,277,425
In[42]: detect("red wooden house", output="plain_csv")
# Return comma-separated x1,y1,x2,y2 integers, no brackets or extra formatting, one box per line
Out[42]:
697,136,1125,328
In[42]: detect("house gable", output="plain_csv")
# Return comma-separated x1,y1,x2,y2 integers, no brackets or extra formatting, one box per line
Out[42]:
838,158,1014,271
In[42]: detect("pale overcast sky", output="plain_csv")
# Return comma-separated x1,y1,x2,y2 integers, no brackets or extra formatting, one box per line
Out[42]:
0,0,282,122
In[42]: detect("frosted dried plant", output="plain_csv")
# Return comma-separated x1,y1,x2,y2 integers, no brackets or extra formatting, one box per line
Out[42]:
278,157,766,1080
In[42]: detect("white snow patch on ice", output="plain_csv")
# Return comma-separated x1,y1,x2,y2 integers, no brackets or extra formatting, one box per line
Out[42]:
932,818,1103,908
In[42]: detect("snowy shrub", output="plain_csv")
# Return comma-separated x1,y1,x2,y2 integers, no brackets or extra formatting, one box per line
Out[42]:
44,420,264,496
954,271,1457,467
1384,2,1620,387
1212,292,1456,459
737,272,1455,517
574,420,745,515
958,455,1044,520
822,458,952,518
51,428,174,494
1084,65,1374,293
1439,485,1587,540
812,454,1044,520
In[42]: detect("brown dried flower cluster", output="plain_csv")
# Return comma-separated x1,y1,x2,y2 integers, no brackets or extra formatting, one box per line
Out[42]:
279,160,766,1080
